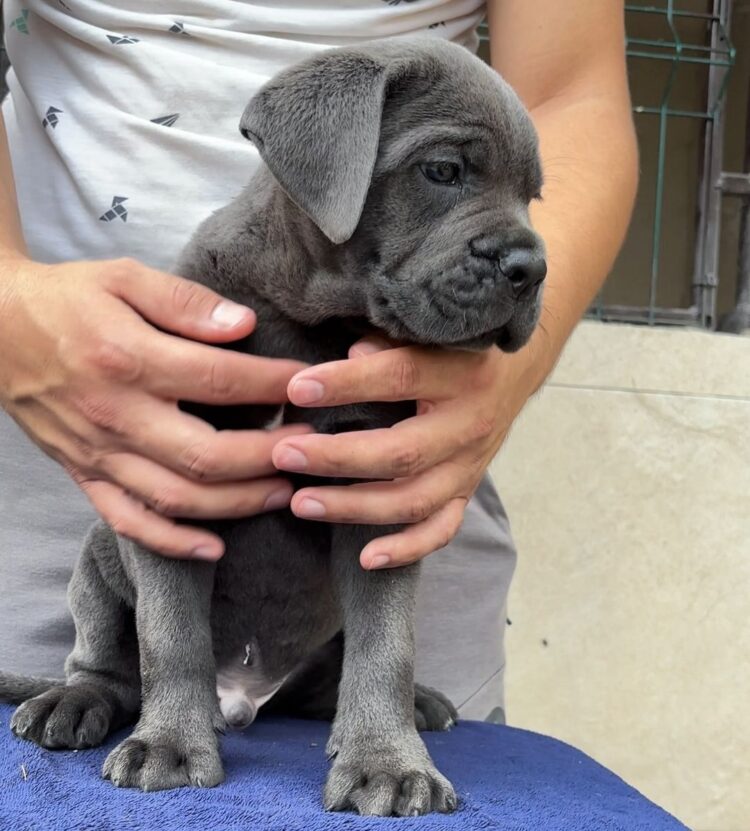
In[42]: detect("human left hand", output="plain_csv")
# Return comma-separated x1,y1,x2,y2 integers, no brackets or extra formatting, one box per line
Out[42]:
272,336,541,570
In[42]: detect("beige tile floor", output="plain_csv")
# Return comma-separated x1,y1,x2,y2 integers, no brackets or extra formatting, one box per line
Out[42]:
489,321,750,831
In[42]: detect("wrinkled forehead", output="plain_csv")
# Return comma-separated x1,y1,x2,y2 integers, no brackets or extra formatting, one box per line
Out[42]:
377,58,540,180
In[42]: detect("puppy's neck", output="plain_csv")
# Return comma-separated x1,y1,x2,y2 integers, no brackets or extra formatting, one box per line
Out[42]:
237,168,369,327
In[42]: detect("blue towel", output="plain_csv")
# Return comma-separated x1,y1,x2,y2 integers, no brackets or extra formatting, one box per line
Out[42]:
0,704,687,831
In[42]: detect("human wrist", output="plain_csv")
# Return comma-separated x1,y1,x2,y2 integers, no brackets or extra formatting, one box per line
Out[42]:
0,253,39,314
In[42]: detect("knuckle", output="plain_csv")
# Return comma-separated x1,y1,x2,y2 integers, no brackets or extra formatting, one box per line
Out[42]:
439,513,464,550
206,359,239,401
148,486,190,518
87,337,142,382
435,527,455,551
69,434,104,470
108,516,137,540
470,413,496,443
404,495,434,524
101,257,142,291
180,442,219,480
65,464,89,487
392,358,420,398
390,445,423,478
76,393,127,434
170,277,209,317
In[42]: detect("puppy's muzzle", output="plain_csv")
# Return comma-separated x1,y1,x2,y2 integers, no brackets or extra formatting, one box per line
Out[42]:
468,234,547,298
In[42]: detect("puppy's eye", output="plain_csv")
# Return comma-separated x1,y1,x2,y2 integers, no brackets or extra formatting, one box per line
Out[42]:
421,161,461,186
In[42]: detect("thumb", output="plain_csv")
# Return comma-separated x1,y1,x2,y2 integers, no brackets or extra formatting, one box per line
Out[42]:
110,261,256,343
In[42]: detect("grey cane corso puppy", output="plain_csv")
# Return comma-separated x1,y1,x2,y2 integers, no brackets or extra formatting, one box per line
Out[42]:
0,38,545,816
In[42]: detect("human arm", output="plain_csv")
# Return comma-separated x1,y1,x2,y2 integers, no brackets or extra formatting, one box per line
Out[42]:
272,0,639,568
0,111,310,559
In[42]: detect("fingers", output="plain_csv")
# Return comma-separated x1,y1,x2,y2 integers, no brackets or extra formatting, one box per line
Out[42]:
97,452,293,520
272,409,483,480
91,396,312,482
44,385,314,482
83,319,307,405
359,499,467,569
106,260,257,344
289,462,474,525
71,474,226,560
287,346,491,407
137,416,314,482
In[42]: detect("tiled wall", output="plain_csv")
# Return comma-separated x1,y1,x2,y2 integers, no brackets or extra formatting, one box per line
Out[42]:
490,321,750,831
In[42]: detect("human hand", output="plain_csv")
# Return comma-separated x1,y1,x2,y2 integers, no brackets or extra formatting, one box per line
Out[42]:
0,256,308,560
272,336,542,569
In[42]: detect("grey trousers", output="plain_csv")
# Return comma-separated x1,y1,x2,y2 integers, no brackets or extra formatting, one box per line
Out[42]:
0,410,516,721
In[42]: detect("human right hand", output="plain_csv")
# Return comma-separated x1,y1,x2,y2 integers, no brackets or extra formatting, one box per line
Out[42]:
0,256,308,560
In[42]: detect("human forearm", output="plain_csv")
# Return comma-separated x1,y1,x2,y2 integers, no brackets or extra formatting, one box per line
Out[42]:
521,91,638,388
486,0,638,390
0,111,28,260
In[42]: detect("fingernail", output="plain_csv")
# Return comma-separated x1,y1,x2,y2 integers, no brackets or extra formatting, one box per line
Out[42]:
369,554,391,569
290,379,325,405
295,497,326,518
211,300,252,329
274,446,308,472
264,488,292,511
191,545,222,560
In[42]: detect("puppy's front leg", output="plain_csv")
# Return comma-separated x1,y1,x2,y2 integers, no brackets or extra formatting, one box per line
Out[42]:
325,525,456,817
103,543,223,791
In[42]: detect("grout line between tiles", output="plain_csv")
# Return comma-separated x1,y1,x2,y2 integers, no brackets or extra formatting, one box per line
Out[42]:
545,381,750,404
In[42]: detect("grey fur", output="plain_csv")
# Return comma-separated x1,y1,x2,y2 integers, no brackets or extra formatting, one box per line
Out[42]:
1,38,544,815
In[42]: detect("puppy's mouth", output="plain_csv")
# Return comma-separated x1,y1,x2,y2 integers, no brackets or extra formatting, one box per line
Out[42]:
367,286,540,353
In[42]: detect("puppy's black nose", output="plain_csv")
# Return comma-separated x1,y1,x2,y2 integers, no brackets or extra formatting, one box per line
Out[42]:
469,237,546,296
500,248,547,295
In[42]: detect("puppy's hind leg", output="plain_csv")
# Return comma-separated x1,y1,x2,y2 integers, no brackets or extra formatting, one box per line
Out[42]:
11,522,141,750
324,526,457,818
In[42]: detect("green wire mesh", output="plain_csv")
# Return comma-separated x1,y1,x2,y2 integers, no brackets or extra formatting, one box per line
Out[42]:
600,2,735,327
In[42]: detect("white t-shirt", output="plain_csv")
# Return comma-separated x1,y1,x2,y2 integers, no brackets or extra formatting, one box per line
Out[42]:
2,0,485,270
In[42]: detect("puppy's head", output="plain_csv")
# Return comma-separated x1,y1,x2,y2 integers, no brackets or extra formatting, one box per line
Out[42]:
240,38,545,352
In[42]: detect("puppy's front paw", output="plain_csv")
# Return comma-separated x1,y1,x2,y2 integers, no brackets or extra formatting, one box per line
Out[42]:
102,730,224,791
414,683,458,732
324,735,457,817
11,685,114,749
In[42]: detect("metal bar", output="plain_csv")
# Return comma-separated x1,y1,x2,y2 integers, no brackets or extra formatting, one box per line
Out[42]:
691,0,732,328
645,0,682,324
717,72,750,333
718,173,750,197
627,37,731,55
625,50,732,66
587,305,701,326
625,5,720,21
633,106,715,119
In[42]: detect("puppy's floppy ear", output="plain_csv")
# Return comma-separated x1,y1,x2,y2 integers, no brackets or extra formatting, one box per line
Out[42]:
240,50,395,245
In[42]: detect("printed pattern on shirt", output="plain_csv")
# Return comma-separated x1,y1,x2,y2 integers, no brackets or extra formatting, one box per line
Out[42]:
2,0,485,265
151,114,180,128
10,9,30,33
42,106,64,129
106,34,140,45
100,197,129,223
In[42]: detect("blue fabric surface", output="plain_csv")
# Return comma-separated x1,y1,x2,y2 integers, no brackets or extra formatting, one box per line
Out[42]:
0,704,688,831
